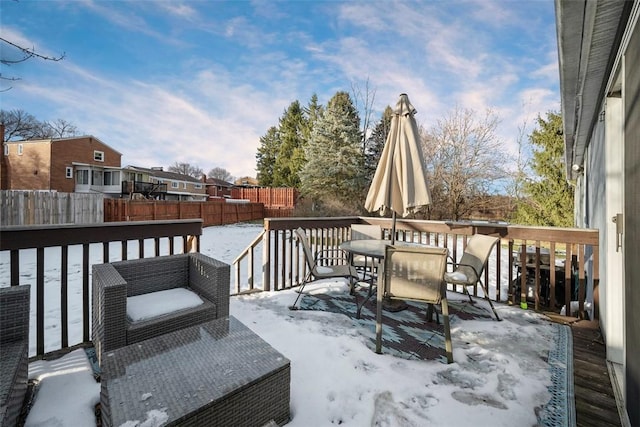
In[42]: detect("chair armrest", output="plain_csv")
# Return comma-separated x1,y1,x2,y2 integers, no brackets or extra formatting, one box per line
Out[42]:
92,263,127,358
188,253,230,318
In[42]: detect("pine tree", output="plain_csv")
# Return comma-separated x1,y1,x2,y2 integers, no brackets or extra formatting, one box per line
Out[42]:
364,106,392,188
273,101,306,187
299,91,363,211
512,112,574,226
255,126,279,186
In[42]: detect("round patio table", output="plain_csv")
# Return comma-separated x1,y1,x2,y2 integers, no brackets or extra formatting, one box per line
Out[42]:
339,239,439,317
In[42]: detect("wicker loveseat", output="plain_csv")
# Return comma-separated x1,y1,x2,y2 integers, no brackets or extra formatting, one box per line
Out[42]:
0,285,30,427
92,253,230,364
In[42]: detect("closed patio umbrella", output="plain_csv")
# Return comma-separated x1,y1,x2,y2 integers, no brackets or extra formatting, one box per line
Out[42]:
364,93,431,244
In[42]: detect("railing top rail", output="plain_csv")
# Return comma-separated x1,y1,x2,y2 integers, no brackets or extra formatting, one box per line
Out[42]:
264,216,360,230
263,216,599,245
0,219,203,250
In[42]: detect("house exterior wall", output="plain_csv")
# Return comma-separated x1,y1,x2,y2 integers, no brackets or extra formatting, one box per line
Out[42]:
1,137,122,193
3,141,52,190
157,179,206,201
579,11,639,424
623,18,640,424
51,137,121,193
602,96,625,366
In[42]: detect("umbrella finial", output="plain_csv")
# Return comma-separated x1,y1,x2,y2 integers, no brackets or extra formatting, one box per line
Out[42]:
396,93,416,116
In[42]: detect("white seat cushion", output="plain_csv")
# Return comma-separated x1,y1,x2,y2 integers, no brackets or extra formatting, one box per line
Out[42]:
127,288,204,322
444,271,469,283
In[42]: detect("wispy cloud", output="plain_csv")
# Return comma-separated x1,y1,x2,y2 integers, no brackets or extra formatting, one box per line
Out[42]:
2,0,560,179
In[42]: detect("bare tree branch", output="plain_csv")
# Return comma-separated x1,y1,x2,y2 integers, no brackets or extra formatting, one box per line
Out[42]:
0,37,65,65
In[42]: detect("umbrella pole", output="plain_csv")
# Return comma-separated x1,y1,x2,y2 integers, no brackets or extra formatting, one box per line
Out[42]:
391,211,396,244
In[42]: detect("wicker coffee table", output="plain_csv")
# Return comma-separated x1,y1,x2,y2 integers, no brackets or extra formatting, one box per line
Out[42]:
100,316,290,427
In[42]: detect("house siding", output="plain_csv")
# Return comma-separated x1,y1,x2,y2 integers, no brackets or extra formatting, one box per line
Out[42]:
51,137,121,192
623,18,640,425
3,141,52,190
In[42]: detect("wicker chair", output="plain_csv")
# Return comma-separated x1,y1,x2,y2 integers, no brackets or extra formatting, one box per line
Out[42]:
0,285,30,427
92,253,230,364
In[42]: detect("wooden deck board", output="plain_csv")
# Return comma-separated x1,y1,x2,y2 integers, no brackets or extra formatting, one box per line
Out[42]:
564,319,622,427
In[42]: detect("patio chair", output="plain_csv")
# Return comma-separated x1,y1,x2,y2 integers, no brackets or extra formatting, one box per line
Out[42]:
289,227,360,310
0,285,30,427
375,246,452,363
444,234,501,321
92,253,230,364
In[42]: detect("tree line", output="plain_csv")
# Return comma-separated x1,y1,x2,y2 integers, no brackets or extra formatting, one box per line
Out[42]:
255,91,574,226
1,102,573,227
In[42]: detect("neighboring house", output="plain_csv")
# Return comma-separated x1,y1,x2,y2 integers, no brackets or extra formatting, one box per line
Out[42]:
0,135,123,196
120,166,167,200
204,176,234,199
555,1,638,425
234,176,259,187
125,165,206,201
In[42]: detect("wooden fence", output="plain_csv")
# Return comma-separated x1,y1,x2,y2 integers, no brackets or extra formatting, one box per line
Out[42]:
0,191,104,226
104,199,265,226
231,187,297,208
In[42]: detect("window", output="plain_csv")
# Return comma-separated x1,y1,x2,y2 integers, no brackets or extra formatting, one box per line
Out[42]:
171,181,179,189
183,182,187,189
76,170,89,185
92,170,103,185
104,171,120,185
3,145,8,156
18,144,24,155
65,167,73,179
94,150,104,162
194,183,202,189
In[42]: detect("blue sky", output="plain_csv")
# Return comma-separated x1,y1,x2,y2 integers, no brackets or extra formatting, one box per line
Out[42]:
1,0,559,180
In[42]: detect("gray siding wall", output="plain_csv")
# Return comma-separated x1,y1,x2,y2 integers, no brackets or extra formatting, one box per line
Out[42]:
624,20,640,426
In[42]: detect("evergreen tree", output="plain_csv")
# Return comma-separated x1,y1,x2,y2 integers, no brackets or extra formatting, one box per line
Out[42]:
255,126,279,186
512,112,574,226
302,94,324,142
299,91,363,211
364,106,392,188
273,101,306,187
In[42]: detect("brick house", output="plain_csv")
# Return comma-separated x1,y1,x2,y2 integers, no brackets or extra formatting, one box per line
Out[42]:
203,176,234,200
0,135,123,196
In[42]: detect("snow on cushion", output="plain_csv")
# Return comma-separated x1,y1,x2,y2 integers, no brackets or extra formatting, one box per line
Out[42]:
315,266,334,274
444,271,469,283
127,288,204,323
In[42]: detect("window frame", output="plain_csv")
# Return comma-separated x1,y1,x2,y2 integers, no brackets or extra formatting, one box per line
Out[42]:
93,150,104,162
17,144,24,155
76,169,89,185
65,167,73,179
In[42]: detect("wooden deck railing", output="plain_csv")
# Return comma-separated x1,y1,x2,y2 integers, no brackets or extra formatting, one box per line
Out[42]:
1,216,598,358
232,216,598,320
0,219,203,357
